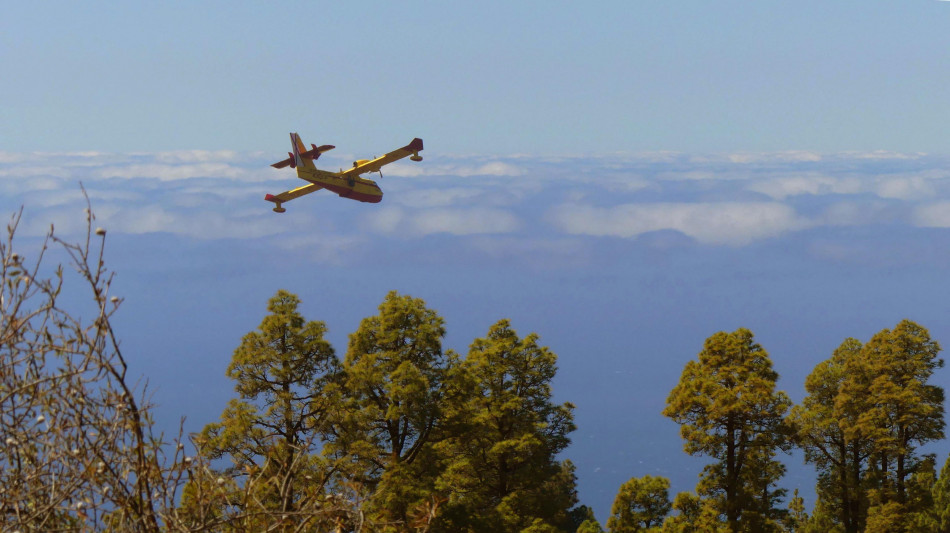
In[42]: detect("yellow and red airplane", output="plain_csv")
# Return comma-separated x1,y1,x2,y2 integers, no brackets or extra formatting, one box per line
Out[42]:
265,133,424,213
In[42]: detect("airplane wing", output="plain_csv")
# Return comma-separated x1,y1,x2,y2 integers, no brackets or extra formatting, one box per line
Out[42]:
341,138,423,178
264,183,324,212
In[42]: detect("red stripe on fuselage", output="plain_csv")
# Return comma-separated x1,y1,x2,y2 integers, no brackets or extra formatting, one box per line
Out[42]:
322,182,382,203
296,168,383,203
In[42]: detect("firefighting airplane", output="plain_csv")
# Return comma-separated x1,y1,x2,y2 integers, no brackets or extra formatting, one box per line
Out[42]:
265,133,424,213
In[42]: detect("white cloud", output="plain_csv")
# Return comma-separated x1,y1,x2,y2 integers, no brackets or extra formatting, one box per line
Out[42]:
748,173,940,201
844,150,925,160
93,163,262,182
393,187,485,208
0,165,74,179
747,175,863,200
0,152,131,171
875,176,936,200
364,206,406,234
66,206,287,240
689,150,921,165
456,162,525,177
655,170,725,181
109,206,179,234
19,188,89,208
687,152,823,165
727,152,824,164
151,150,244,164
912,202,950,228
6,149,950,256
380,161,525,178
0,177,66,198
548,202,808,246
370,162,426,177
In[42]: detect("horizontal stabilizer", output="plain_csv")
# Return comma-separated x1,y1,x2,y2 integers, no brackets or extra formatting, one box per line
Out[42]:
271,135,335,169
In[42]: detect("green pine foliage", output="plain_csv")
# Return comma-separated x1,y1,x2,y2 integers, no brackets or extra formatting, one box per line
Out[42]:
783,488,809,532
858,320,944,506
190,290,345,529
663,328,792,531
338,290,454,528
435,319,579,532
787,337,870,533
789,320,945,532
660,491,727,532
606,475,671,532
933,455,950,532
577,518,606,533
906,455,939,531
170,303,950,532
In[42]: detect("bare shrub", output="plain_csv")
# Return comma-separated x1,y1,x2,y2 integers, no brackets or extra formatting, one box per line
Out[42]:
0,202,195,531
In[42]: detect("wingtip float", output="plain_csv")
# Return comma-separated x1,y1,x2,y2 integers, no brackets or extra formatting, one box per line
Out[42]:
265,133,424,213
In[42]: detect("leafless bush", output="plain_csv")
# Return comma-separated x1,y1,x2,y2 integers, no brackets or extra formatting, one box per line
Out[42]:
0,202,193,531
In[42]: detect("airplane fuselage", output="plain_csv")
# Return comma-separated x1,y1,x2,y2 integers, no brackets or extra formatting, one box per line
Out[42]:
266,134,421,212
298,167,383,203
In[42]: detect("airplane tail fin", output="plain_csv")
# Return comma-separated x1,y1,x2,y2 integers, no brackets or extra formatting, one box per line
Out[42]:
291,133,317,171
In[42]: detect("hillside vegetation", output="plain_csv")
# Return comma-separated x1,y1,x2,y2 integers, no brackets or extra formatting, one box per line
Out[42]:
2,209,948,533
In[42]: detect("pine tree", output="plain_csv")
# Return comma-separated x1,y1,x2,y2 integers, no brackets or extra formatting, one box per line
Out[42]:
864,501,905,532
194,290,343,528
801,493,839,533
787,338,870,533
660,491,726,532
577,518,606,533
933,454,950,532
790,320,944,532
606,475,671,532
783,488,808,532
735,446,788,531
906,455,938,531
663,328,792,532
571,505,602,532
435,319,578,532
855,320,944,506
339,290,453,527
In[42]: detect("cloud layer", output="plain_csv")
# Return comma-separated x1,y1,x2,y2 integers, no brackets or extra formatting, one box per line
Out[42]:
549,202,806,246
3,149,950,262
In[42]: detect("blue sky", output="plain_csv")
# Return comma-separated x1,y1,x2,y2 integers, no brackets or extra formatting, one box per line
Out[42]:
4,2,950,153
5,0,950,523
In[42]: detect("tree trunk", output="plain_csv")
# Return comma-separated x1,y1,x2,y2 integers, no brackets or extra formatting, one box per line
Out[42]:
726,417,739,529
838,439,853,533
